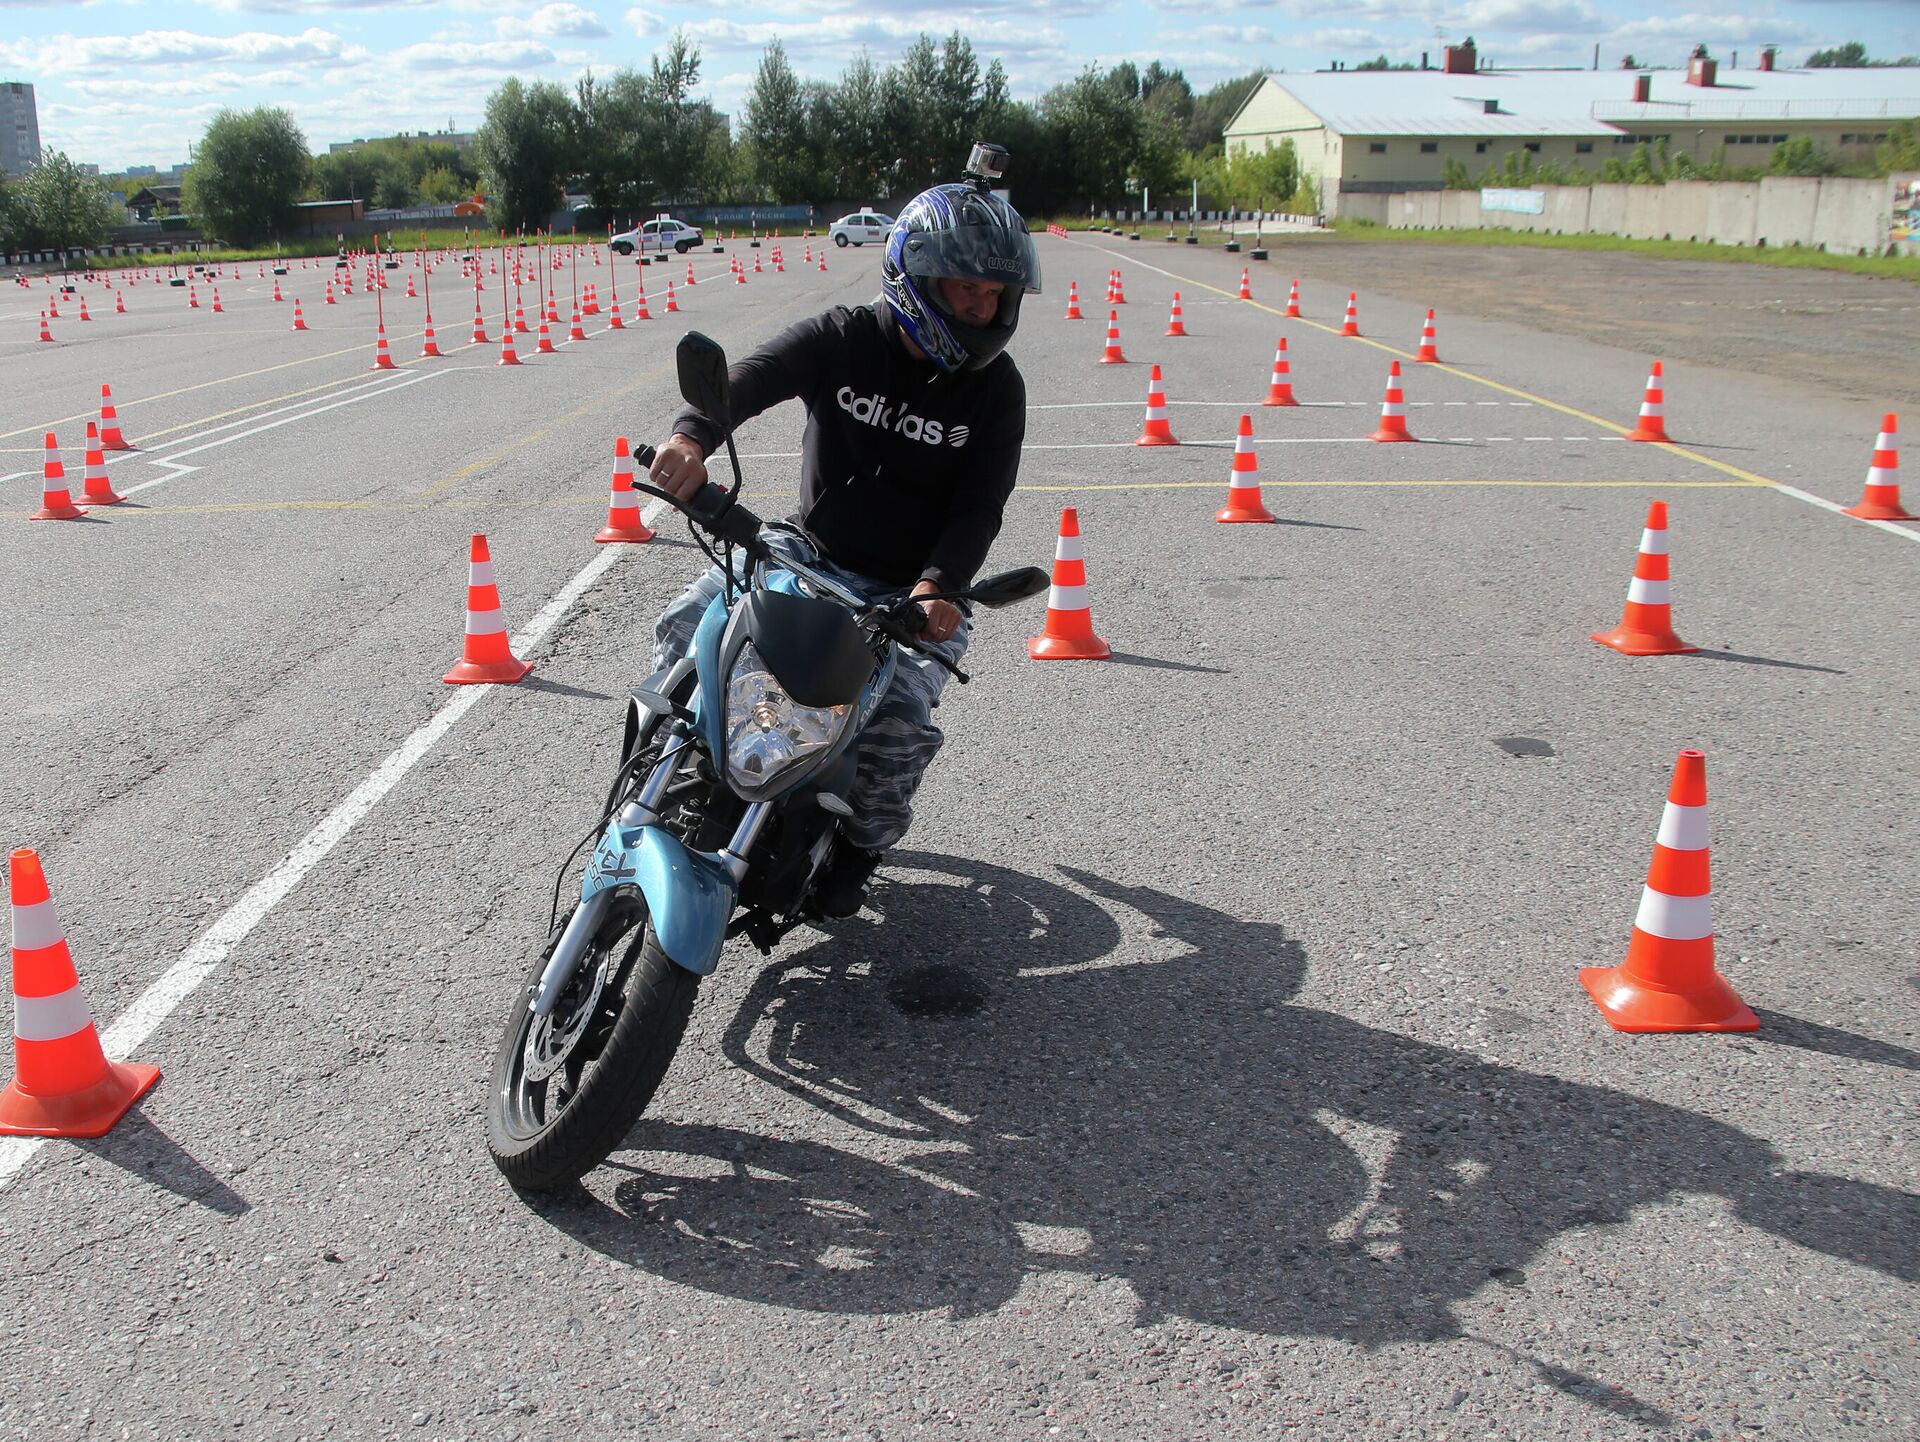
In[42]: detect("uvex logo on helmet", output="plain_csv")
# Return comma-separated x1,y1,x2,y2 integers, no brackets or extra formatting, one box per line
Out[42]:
984,256,1023,273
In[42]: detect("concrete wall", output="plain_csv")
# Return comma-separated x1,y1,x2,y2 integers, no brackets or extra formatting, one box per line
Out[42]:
1755,177,1820,248
1354,175,1895,253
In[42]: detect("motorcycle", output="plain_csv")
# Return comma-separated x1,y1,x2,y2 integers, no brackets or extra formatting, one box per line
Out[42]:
486,330,1050,1191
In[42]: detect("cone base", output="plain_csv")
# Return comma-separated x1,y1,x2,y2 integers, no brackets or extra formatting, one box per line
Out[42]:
1579,966,1758,1033
1135,433,1179,447
1627,426,1669,443
1843,498,1915,521
32,502,87,520
78,492,125,507
1216,504,1277,524
1591,625,1697,657
1164,327,1188,338
1285,308,1301,319
1340,326,1360,337
1370,428,1415,443
1029,632,1111,661
596,523,656,543
1262,393,1298,408
101,439,132,452
443,656,533,685
498,353,522,366
1415,351,1439,363
1100,354,1128,365
420,344,443,358
371,356,397,371
1065,310,1083,320
0,1060,160,1138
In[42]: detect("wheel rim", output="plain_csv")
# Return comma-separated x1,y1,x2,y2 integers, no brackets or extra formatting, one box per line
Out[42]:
496,908,644,1141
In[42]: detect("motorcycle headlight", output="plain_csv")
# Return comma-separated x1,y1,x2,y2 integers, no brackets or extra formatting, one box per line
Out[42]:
724,642,850,789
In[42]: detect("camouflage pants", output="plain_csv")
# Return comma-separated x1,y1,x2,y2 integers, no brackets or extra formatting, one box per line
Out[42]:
650,525,969,853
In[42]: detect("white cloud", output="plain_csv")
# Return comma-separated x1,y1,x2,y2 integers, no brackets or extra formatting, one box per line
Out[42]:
496,3,610,40
625,7,670,38
23,27,369,73
391,39,559,69
1191,24,1281,45
1448,0,1605,33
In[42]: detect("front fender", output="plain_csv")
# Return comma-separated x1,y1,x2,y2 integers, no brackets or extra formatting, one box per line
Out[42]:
584,825,736,976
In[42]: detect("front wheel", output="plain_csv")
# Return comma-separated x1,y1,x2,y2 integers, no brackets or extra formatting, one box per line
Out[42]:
833,233,849,248
487,896,699,1191
611,242,633,256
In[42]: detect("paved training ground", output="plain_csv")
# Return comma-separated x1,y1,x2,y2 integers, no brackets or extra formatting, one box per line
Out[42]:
1,235,1915,1440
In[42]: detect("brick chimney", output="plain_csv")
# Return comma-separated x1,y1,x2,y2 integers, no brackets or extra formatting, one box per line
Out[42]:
1633,73,1651,103
1760,46,1777,72
1687,45,1717,87
1443,37,1477,75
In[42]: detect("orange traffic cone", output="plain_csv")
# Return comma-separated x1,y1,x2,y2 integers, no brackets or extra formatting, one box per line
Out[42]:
1627,360,1670,442
444,535,533,684
78,295,91,322
272,278,282,302
77,421,123,506
608,294,624,329
514,301,529,334
818,252,827,272
37,311,52,342
1236,267,1252,301
1099,310,1127,364
568,306,587,342
1216,415,1276,523
419,312,442,356
686,259,697,287
1581,750,1758,1033
665,280,679,313
471,291,489,344
1340,291,1360,336
634,282,651,321
1064,281,1083,320
211,288,224,313
734,261,747,285
498,319,522,365
1029,508,1111,660
188,285,199,309
406,273,416,298
0,849,161,1138
584,283,601,313
1111,270,1126,304
1261,338,1298,407
114,291,125,314
98,384,131,450
1592,500,1697,656
1370,361,1415,442
1285,279,1301,317
31,432,85,521
536,314,556,353
325,280,338,305
1843,413,1913,520
595,437,657,544
291,298,309,331
1164,291,1188,337
1414,308,1440,363
1135,365,1179,446
370,320,396,370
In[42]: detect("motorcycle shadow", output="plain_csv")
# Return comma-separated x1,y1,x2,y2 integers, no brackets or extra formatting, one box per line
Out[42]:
539,852,1919,1352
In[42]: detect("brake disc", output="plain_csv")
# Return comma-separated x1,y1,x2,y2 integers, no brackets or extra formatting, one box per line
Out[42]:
522,950,611,1084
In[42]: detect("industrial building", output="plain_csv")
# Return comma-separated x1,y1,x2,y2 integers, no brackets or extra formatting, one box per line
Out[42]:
1225,42,1920,216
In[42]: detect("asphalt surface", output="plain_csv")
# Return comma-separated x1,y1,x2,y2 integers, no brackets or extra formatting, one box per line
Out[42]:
0,234,1915,1442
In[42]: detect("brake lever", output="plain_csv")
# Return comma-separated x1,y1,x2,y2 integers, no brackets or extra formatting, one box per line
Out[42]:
871,603,971,684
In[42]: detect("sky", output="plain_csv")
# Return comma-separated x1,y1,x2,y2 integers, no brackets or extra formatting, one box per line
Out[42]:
2,0,1916,172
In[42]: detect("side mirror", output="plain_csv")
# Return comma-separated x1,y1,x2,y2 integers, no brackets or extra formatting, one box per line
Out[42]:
676,330,731,430
966,566,1051,608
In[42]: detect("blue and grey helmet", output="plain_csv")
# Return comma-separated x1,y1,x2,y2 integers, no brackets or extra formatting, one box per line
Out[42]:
881,180,1041,373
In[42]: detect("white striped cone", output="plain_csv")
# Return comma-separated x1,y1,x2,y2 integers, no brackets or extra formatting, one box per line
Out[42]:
1628,360,1669,441
1112,270,1126,304
1236,267,1251,300
1369,361,1414,442
1028,508,1110,660
292,299,309,331
1164,292,1188,337
419,312,441,356
1844,413,1912,520
1340,291,1359,336
1592,500,1695,655
1216,415,1275,523
0,848,160,1138
1100,310,1127,364
1284,278,1301,318
31,431,83,521
370,321,396,370
1262,338,1297,407
665,281,679,313
471,291,488,343
1065,281,1083,319
1415,308,1439,362
596,437,656,543
444,534,532,684
78,421,123,506
1580,750,1757,1033
1135,364,1178,446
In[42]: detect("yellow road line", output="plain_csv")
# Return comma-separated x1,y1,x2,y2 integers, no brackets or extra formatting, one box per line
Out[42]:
1056,236,1787,492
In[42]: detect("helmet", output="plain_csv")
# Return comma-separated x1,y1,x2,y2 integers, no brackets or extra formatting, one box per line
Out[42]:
881,179,1041,373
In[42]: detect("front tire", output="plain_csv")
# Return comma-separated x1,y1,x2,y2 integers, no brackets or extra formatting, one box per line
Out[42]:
834,233,849,248
487,898,700,1191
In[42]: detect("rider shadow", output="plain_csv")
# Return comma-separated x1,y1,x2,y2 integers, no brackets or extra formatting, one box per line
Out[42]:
541,853,1916,1369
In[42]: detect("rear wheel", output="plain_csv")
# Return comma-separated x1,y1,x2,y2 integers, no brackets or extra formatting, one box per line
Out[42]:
487,897,699,1191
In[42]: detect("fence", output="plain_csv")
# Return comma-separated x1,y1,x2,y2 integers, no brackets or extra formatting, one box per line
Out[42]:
1338,174,1919,256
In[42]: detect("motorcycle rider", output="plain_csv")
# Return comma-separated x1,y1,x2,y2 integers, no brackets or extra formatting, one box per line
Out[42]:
647,144,1041,919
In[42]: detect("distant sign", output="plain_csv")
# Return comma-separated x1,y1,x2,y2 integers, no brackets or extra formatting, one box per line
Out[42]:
1481,188,1546,215
1893,180,1920,258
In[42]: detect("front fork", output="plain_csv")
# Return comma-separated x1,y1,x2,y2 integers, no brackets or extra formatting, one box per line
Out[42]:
531,726,771,1016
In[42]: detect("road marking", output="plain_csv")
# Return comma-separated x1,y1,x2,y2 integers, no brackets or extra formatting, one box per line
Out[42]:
1052,235,1915,538
1018,478,1757,491
0,495,674,1197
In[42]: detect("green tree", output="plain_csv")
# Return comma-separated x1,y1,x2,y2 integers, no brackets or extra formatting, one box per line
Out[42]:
419,166,468,204
741,40,815,202
1767,136,1839,176
13,148,119,255
1186,71,1264,154
1806,41,1870,68
183,107,310,245
1879,120,1920,173
474,77,575,233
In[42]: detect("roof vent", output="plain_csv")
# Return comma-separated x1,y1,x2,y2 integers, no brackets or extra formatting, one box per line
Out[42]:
1483,99,1500,114
1760,46,1777,72
1633,73,1652,103
1443,38,1477,75
1687,45,1717,88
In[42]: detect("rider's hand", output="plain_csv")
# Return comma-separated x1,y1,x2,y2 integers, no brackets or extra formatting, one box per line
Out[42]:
911,579,964,644
649,433,709,500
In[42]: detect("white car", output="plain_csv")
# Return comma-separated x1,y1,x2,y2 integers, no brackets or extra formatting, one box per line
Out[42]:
610,217,705,256
828,211,893,247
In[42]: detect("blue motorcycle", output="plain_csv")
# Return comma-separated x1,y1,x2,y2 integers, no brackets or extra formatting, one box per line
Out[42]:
487,331,1048,1190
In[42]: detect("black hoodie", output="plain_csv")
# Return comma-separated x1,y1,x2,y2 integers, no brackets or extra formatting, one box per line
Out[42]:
671,302,1025,592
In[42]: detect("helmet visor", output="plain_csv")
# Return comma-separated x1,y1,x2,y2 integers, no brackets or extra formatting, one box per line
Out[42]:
898,222,1042,295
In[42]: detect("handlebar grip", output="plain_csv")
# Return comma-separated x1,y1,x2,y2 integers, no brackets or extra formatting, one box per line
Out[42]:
632,442,657,468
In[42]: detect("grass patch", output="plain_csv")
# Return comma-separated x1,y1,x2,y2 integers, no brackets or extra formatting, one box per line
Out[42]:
1321,220,1920,283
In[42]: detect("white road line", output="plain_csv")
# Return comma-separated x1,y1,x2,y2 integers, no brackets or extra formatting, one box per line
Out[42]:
0,497,670,1195
1763,481,1920,543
